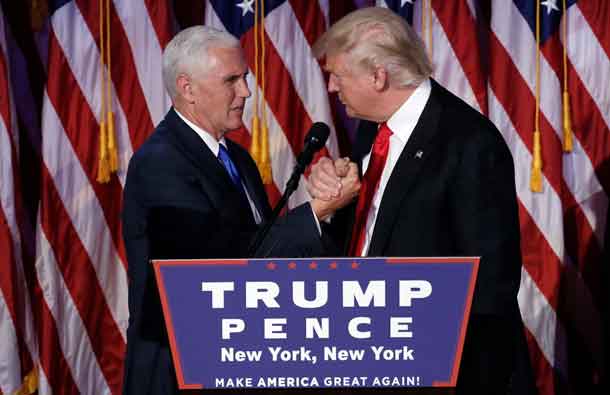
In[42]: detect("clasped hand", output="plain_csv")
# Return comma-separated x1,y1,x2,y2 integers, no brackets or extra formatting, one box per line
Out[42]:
308,157,361,221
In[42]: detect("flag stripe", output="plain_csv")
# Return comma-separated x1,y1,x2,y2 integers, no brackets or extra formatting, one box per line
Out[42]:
317,0,330,27
33,274,80,394
489,33,596,248
563,203,605,306
73,0,155,150
576,0,610,61
0,289,21,393
28,1,172,393
263,2,338,156
489,1,609,390
429,10,481,113
490,36,603,260
489,2,607,320
566,61,610,195
0,208,24,393
113,0,171,127
488,42,606,317
0,8,36,392
491,81,607,384
50,2,135,190
519,265,568,378
0,50,11,134
36,206,113,394
431,0,488,114
288,0,326,50
143,0,172,49
518,203,562,317
39,165,123,394
41,81,128,335
566,6,610,170
541,37,610,193
489,87,579,383
491,1,606,222
489,90,564,307
524,317,559,395
46,32,127,270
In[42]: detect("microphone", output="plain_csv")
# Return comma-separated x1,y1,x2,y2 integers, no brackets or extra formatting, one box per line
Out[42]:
285,122,330,193
248,122,329,256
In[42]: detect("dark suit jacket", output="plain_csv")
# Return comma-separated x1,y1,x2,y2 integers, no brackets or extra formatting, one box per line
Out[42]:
327,80,527,393
121,108,323,394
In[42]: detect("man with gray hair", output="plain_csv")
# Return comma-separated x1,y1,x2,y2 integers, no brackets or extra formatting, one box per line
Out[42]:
121,26,357,394
308,7,530,394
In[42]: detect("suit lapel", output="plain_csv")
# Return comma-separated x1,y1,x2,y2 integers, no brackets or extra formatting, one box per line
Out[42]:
163,109,254,222
367,81,444,256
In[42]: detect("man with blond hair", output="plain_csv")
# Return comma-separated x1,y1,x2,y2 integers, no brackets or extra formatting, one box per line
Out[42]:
308,7,530,394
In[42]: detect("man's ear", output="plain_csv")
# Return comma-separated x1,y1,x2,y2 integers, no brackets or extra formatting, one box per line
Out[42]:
372,66,389,91
176,73,194,103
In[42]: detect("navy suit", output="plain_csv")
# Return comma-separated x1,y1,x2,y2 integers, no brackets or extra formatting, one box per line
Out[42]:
121,108,322,394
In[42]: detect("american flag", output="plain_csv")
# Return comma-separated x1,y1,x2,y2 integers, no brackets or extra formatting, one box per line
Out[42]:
0,2,38,394
490,1,608,393
1,0,608,394
1,0,172,393
378,0,608,393
1,0,340,393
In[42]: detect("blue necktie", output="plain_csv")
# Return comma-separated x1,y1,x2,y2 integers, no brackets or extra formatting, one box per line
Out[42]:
218,144,248,199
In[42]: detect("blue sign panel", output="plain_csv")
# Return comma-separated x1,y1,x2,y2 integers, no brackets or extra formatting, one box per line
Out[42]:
153,257,479,390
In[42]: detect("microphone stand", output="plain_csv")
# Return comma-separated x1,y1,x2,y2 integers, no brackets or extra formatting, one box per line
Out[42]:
247,121,329,257
247,160,306,257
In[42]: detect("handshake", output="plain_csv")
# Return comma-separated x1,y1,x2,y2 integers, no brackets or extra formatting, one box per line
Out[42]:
307,157,361,221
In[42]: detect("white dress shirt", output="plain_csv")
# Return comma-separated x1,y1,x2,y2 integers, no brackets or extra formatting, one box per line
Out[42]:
358,78,432,256
174,109,262,224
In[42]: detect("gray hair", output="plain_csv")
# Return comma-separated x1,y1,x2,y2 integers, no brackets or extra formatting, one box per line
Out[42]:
162,26,240,99
313,7,433,88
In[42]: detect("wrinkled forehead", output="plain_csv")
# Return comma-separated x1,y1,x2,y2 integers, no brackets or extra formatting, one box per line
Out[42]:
323,52,349,74
323,51,369,79
205,46,248,77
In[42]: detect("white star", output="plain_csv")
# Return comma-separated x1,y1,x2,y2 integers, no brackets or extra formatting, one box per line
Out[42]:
236,0,254,16
401,0,414,6
540,0,560,15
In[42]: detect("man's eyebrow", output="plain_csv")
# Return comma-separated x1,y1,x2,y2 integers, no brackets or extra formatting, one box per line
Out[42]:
223,71,248,82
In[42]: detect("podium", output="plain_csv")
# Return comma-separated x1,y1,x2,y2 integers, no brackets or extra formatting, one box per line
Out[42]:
153,257,478,391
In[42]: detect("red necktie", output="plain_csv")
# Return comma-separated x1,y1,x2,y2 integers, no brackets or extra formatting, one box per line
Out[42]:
348,122,392,256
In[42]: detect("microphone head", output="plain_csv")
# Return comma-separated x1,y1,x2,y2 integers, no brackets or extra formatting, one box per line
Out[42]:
305,122,330,151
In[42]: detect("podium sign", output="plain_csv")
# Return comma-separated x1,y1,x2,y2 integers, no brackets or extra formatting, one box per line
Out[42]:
153,257,479,390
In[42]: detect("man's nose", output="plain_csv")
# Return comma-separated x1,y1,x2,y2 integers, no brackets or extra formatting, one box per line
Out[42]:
328,77,338,93
237,78,251,98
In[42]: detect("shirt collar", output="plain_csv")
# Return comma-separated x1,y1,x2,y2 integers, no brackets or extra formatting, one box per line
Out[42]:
173,108,227,156
386,78,432,143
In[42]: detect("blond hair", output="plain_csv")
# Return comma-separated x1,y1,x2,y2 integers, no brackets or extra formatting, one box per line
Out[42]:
313,7,433,88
